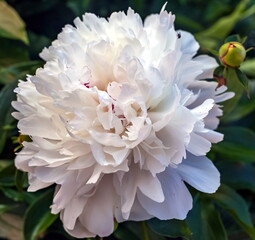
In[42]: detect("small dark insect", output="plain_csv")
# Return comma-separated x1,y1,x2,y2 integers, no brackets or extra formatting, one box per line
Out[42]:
177,32,181,39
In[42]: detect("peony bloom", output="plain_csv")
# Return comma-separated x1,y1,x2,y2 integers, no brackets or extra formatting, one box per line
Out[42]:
12,6,234,238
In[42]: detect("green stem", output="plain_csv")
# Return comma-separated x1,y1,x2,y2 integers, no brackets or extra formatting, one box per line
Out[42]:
141,221,150,240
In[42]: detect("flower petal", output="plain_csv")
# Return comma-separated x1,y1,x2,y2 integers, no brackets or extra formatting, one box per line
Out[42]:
138,167,192,220
177,154,220,193
79,176,115,237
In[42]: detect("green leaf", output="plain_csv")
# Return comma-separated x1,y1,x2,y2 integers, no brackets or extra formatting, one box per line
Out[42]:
175,15,203,32
240,59,255,77
222,68,244,116
204,1,230,23
223,127,252,146
222,90,255,122
246,47,255,53
0,204,17,215
223,128,254,146
147,218,191,239
224,34,242,43
207,48,219,57
27,32,51,60
0,162,15,186
241,36,248,44
187,195,227,240
0,61,42,84
0,187,35,204
196,0,254,49
24,188,58,240
213,141,255,163
0,81,17,154
218,162,255,192
0,1,28,44
114,225,141,240
0,160,13,171
212,127,255,163
211,185,255,239
15,170,28,192
235,69,250,97
0,38,29,67
214,66,225,76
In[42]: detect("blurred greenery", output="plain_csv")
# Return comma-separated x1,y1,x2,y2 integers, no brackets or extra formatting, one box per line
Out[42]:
0,0,255,239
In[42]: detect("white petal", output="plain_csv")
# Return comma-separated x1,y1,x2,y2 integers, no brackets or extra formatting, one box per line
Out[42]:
187,132,212,156
65,219,95,239
193,55,218,79
62,197,85,230
137,171,164,203
138,167,192,220
179,30,199,56
27,174,52,191
199,129,223,143
79,176,114,237
191,99,214,120
177,154,220,193
18,115,62,140
125,197,153,221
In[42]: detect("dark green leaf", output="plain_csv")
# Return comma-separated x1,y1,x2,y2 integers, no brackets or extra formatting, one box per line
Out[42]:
0,61,42,84
211,185,255,239
224,34,242,43
175,15,203,32
114,225,141,240
0,162,15,186
212,141,255,163
24,188,58,240
214,66,225,76
0,38,28,67
222,92,255,122
0,81,17,154
221,127,255,150
66,0,91,16
240,59,255,77
0,160,13,171
218,162,255,191
147,218,191,239
15,170,28,192
0,188,35,204
235,69,250,97
187,195,227,240
13,0,60,16
212,127,255,163
222,68,244,116
0,204,17,215
27,32,51,60
204,1,230,23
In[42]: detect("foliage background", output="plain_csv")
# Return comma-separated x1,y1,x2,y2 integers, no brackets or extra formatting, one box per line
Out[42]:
0,0,255,239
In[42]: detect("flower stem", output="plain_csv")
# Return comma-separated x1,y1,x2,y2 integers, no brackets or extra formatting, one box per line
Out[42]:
141,221,150,240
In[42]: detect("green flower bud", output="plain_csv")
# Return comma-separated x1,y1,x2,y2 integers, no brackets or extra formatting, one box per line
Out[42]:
219,42,246,68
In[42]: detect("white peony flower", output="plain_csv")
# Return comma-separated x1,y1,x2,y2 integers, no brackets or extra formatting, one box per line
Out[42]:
12,6,234,238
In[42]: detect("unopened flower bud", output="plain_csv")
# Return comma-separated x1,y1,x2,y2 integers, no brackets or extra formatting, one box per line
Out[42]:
219,42,246,68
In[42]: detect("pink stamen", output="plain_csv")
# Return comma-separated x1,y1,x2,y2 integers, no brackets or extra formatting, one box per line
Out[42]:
111,104,115,113
83,82,90,88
